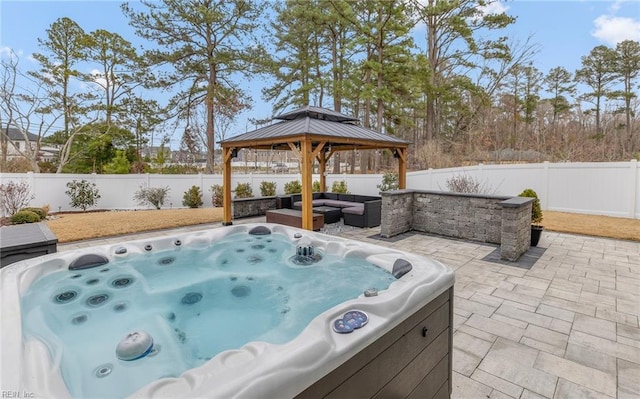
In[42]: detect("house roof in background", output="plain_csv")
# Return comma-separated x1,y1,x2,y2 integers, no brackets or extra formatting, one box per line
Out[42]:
3,127,39,141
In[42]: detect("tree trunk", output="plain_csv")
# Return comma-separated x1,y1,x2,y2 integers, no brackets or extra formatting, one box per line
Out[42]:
206,66,216,174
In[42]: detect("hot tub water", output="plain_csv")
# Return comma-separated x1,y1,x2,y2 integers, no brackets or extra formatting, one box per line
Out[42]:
20,229,396,398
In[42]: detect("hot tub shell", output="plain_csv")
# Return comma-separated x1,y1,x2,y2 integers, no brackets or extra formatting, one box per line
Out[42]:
0,223,454,399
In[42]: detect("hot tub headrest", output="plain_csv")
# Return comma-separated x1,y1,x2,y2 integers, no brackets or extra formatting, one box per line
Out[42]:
249,226,272,235
392,258,412,279
69,254,109,270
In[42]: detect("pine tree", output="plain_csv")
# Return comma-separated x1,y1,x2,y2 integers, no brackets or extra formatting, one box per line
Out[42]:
575,45,617,136
122,0,268,173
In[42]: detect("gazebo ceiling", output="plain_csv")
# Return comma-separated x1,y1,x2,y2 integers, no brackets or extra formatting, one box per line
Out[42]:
220,106,410,150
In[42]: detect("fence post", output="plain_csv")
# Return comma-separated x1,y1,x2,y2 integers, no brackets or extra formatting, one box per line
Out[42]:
630,159,638,219
542,161,550,211
26,171,35,200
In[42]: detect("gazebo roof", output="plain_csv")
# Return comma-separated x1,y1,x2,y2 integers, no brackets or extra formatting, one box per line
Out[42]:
220,106,410,149
219,106,410,230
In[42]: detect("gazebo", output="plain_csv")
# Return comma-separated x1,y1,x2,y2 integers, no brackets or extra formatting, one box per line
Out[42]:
219,106,410,230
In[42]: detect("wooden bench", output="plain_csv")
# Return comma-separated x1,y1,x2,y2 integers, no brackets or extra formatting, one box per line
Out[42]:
266,208,324,231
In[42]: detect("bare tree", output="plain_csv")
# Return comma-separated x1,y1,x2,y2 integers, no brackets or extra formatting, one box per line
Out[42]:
0,51,58,172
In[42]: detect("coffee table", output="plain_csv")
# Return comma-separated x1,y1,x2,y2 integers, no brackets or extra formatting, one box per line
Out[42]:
312,206,342,224
265,208,324,231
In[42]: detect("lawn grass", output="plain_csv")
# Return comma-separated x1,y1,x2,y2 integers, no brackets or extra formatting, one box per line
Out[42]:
543,210,640,242
44,208,640,243
46,208,224,243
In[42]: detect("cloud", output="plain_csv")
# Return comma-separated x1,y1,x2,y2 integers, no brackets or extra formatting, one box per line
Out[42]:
592,15,640,45
608,0,623,13
90,68,107,89
478,0,508,16
0,46,24,60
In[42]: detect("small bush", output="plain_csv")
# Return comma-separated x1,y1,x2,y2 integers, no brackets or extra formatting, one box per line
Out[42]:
0,180,34,216
19,207,47,221
519,188,543,225
445,173,493,194
66,179,101,211
182,185,203,208
11,210,40,224
284,180,302,194
134,184,170,209
331,180,349,194
103,150,131,174
210,184,223,207
312,180,321,192
260,181,276,197
377,172,399,192
234,182,253,198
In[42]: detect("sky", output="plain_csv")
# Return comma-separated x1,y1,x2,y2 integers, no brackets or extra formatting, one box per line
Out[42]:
1,0,640,149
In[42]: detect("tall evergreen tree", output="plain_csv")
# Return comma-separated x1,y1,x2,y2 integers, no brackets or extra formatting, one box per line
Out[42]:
84,29,143,124
263,0,327,112
611,40,640,153
575,45,617,136
118,96,164,172
332,0,414,172
122,0,268,173
29,17,98,172
411,0,515,142
544,66,575,128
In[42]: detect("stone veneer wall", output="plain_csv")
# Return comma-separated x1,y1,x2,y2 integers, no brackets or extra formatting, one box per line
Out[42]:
232,196,277,218
380,190,414,237
500,197,533,261
381,190,533,261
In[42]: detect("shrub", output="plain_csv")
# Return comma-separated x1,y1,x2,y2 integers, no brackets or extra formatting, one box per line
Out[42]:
134,184,170,209
210,184,223,207
103,150,131,174
182,185,203,208
19,207,47,221
331,180,349,194
445,173,493,194
260,181,276,197
234,182,253,198
0,180,34,216
519,188,543,225
284,180,302,194
312,180,321,192
66,179,101,211
377,172,399,192
11,210,40,224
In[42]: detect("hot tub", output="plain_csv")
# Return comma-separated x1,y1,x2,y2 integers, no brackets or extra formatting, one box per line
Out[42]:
0,223,454,399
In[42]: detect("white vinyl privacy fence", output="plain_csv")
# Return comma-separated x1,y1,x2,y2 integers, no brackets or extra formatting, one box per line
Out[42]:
2,161,639,218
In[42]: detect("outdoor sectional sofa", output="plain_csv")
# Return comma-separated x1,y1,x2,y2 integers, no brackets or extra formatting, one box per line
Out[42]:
289,192,382,228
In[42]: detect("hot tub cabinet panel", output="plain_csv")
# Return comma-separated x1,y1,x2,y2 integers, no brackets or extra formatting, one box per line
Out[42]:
295,287,453,399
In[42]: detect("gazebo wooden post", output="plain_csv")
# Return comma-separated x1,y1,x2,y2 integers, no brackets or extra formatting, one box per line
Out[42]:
222,147,233,226
318,150,326,193
397,148,407,189
301,139,314,230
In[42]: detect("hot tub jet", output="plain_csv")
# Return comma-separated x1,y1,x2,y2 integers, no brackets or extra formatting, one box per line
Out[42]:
290,238,322,265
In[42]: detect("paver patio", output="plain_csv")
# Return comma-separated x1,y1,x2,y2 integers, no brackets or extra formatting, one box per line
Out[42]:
58,220,640,398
